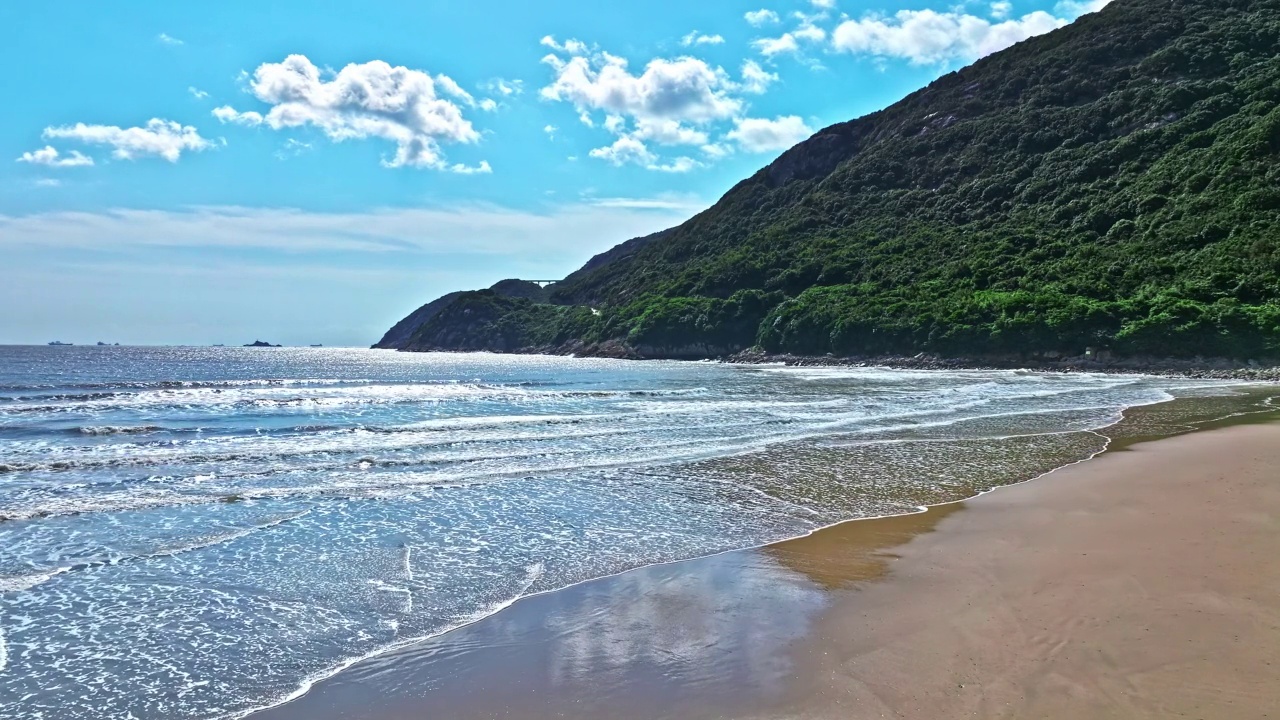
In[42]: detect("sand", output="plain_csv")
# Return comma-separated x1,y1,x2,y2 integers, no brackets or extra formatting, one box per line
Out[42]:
254,416,1280,720
771,421,1280,720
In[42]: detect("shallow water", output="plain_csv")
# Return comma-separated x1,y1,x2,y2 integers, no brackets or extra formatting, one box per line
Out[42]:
0,346,1265,719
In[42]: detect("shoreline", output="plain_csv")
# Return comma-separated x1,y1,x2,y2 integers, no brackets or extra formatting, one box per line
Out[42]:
762,410,1280,719
250,388,1280,720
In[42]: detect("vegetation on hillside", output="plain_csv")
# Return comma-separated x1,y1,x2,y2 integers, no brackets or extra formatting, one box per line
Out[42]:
393,0,1280,359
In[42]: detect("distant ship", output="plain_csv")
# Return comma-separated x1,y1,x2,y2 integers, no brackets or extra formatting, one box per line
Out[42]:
310,344,323,347
48,341,73,346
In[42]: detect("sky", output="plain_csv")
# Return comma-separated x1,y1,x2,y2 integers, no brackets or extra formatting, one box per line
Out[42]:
1,0,1108,346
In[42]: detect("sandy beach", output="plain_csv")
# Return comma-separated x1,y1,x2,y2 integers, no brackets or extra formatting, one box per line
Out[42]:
257,409,1280,720
769,419,1280,720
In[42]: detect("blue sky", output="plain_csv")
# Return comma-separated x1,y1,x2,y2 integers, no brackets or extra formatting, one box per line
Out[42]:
1,0,1107,346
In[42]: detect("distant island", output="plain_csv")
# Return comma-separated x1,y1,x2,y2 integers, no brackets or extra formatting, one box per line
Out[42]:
243,340,282,347
376,0,1280,364
47,341,72,346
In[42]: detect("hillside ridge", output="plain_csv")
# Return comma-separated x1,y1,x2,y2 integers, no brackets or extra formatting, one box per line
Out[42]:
380,0,1280,362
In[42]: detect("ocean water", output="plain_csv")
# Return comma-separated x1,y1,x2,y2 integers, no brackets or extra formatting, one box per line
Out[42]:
0,346,1261,719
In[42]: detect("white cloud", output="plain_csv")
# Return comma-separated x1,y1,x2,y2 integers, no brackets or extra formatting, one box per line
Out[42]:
589,137,656,166
793,24,827,42
680,31,725,47
831,9,1067,65
157,33,183,46
700,142,732,159
478,98,499,112
542,52,742,126
633,119,709,146
42,119,212,162
540,35,590,55
481,78,524,96
740,60,778,94
544,124,558,137
449,160,492,175
753,33,801,56
728,115,813,152
34,179,62,188
16,146,95,168
744,9,780,26
649,156,700,173
810,0,836,8
1054,0,1111,16
188,86,209,100
212,105,264,125
216,54,484,169
543,44,750,172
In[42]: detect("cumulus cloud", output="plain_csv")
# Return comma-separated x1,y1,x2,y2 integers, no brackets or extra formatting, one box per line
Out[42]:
16,146,95,168
188,86,209,100
744,9,780,26
157,33,183,46
681,31,725,47
212,105,264,125
449,160,492,175
42,119,212,162
728,115,813,152
542,51,741,126
810,0,836,8
753,33,801,57
831,9,1067,64
210,55,484,169
542,41,755,172
793,23,827,42
540,35,590,54
541,39,801,171
589,137,656,166
741,60,779,94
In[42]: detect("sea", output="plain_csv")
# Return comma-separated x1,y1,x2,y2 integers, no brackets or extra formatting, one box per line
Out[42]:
0,345,1270,719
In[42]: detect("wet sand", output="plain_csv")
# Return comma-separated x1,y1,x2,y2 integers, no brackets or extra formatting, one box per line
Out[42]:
256,413,1280,720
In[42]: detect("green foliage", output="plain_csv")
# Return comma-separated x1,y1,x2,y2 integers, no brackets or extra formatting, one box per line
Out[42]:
396,0,1280,359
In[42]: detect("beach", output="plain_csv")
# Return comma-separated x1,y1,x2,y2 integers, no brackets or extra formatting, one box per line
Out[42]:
256,408,1280,720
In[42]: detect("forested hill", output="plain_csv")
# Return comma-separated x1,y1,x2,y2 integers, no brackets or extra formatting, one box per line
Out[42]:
382,0,1280,360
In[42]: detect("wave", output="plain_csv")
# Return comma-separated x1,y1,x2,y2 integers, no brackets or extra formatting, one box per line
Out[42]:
76,425,164,436
0,510,309,593
0,378,365,393
0,383,711,417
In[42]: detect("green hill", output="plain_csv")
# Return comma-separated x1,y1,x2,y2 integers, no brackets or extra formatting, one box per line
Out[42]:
385,0,1280,360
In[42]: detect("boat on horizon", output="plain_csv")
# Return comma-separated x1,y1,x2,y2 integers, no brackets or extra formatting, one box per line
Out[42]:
47,341,73,346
